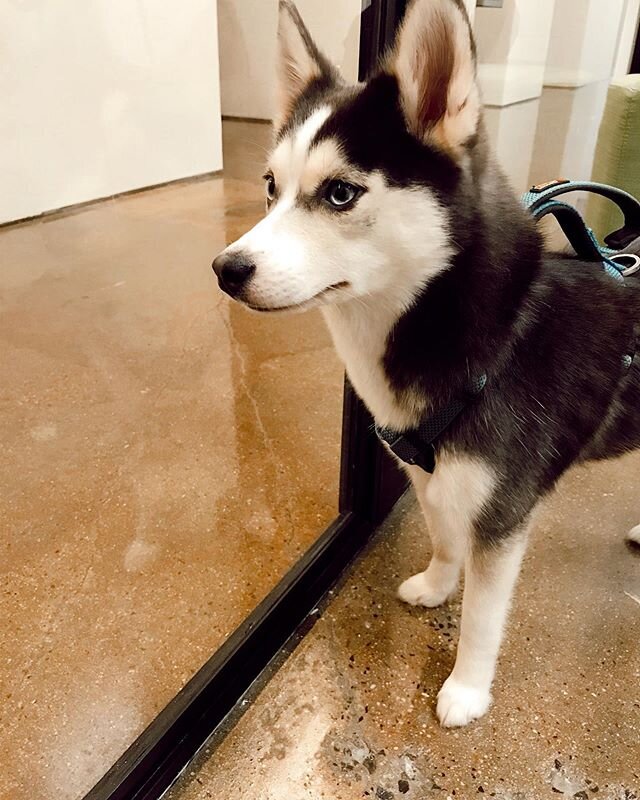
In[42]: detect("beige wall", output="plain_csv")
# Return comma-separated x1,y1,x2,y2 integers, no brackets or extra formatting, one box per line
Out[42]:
218,0,361,121
545,0,626,87
0,0,223,224
475,0,557,106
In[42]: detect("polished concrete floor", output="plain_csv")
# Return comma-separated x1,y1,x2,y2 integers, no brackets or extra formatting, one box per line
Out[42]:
167,456,640,800
0,121,343,800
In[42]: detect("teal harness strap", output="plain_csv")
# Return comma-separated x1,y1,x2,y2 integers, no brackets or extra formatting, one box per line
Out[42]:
522,179,640,252
522,179,640,371
533,199,624,282
520,180,640,282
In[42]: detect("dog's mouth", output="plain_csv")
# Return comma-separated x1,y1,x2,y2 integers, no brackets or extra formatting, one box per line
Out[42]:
244,282,351,313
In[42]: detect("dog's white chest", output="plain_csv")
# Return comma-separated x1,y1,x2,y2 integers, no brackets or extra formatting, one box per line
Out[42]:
322,304,419,431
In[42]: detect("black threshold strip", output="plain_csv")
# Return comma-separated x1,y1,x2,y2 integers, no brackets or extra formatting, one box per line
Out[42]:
83,509,376,800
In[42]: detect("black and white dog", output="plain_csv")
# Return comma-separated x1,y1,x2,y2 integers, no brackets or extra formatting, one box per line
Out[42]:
213,0,640,726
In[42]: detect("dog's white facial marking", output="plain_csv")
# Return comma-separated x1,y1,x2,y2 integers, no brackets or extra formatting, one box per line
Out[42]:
225,105,349,312
297,138,351,195
270,106,333,191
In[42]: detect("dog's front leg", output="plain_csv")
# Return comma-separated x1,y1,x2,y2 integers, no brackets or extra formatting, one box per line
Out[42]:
398,465,466,607
397,455,529,727
437,533,528,727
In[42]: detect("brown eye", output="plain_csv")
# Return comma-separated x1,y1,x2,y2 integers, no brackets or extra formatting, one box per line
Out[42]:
264,173,276,201
325,180,361,210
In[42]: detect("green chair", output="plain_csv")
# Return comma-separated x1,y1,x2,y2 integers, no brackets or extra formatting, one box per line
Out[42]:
588,74,640,244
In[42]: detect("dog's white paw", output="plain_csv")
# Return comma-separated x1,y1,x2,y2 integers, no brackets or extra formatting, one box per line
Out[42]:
627,525,640,546
436,677,491,727
398,571,454,608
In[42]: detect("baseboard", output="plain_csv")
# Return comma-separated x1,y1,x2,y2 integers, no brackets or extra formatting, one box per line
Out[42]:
0,171,223,230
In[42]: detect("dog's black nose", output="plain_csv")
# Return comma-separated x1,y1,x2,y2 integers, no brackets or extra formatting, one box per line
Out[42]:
212,252,256,296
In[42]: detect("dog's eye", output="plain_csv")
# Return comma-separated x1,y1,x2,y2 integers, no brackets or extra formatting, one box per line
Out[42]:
264,173,276,201
325,180,361,210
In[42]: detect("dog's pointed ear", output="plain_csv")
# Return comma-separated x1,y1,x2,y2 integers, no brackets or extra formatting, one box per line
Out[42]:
276,1,338,128
387,0,480,155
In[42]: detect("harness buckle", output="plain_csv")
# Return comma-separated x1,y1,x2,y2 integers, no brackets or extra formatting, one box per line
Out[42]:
610,253,640,277
376,427,437,473
529,178,570,194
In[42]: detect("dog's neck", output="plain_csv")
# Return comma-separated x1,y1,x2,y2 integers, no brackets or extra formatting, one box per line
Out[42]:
323,150,543,432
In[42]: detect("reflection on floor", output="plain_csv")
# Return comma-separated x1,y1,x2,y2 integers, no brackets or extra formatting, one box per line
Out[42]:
165,93,640,798
0,120,343,800
167,456,640,800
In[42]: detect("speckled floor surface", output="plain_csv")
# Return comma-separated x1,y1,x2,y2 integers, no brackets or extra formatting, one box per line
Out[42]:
0,121,343,800
166,454,640,800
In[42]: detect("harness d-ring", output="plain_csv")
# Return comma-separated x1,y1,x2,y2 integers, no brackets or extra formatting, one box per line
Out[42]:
609,253,640,277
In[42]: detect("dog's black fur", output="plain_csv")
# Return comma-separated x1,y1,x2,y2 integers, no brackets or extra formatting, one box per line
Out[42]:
285,69,640,545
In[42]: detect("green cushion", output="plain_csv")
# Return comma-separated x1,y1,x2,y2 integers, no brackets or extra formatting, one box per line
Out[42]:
587,75,640,244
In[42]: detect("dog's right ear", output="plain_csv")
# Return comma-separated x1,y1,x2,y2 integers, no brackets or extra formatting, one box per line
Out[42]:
387,0,480,156
276,1,339,128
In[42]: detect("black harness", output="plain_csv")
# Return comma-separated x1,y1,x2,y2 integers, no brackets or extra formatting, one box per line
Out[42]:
375,375,486,473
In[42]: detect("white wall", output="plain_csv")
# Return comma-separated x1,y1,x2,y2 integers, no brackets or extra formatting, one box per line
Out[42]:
484,99,541,192
530,80,609,198
218,0,361,120
475,0,557,107
613,0,640,76
545,0,626,87
0,0,223,224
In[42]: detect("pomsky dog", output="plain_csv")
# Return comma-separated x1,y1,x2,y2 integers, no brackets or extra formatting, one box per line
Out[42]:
212,0,640,726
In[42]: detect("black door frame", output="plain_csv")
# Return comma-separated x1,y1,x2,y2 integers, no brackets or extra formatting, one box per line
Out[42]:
83,4,408,799
630,12,640,74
